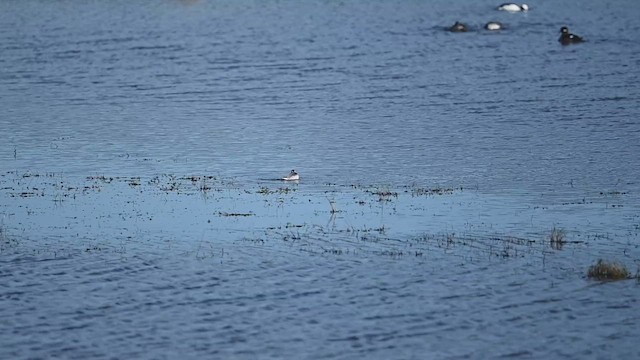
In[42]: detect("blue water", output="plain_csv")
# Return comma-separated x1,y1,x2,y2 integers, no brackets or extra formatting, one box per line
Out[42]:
1,0,640,359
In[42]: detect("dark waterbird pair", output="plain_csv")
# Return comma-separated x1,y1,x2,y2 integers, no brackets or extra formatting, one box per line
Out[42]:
449,21,503,32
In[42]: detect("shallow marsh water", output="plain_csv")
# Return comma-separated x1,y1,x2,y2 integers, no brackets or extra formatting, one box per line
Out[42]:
1,0,640,359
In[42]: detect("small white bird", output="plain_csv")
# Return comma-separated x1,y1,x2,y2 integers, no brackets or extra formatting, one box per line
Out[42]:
497,3,529,12
283,169,299,181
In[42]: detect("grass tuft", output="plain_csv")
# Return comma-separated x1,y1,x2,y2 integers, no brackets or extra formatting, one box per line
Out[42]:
549,227,566,250
587,259,631,281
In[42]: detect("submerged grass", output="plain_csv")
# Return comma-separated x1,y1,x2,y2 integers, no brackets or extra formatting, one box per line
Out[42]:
587,259,631,281
257,186,295,195
411,186,455,196
218,212,253,217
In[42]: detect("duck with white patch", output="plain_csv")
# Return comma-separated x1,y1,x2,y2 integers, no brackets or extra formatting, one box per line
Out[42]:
497,3,529,12
558,26,584,45
282,169,300,181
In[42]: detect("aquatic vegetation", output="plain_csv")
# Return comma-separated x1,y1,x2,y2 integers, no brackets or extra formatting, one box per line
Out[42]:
1,170,637,280
414,232,537,259
377,190,397,197
126,177,141,187
0,223,6,245
365,186,398,202
195,239,217,260
587,259,631,281
239,237,265,244
85,245,105,253
161,176,185,192
87,175,113,183
218,212,253,217
549,227,566,250
367,188,397,197
599,190,627,196
411,186,455,196
198,178,211,192
322,247,345,255
181,175,216,192
376,249,405,257
256,186,295,195
327,198,339,214
275,187,295,194
285,223,304,229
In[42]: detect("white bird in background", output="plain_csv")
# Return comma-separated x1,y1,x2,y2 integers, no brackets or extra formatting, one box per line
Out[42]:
283,169,300,181
497,3,529,12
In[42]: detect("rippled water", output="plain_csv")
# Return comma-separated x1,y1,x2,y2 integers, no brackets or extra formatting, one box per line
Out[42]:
2,0,640,359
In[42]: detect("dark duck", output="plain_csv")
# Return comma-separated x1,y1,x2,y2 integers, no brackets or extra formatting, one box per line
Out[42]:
449,21,469,32
559,26,584,45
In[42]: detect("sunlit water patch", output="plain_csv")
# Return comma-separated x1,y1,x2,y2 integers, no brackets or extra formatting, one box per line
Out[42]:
2,172,639,358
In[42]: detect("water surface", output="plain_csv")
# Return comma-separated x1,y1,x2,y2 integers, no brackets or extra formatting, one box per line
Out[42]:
1,0,640,359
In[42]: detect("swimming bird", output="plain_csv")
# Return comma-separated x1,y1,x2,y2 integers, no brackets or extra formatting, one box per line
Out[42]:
485,21,503,30
497,3,529,12
282,169,299,181
558,26,584,45
449,21,469,32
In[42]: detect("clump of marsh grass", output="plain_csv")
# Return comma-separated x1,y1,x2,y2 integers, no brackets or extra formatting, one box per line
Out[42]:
587,259,631,281
549,227,566,250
